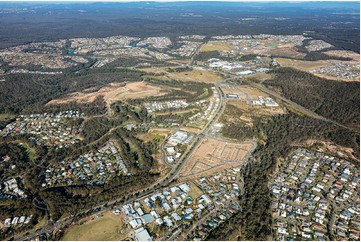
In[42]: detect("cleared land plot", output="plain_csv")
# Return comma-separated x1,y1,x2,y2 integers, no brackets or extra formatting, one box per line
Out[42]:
0,113,15,121
277,58,328,71
255,46,306,59
200,41,234,52
237,86,268,100
245,72,272,82
181,126,203,134
167,69,221,83
277,57,360,82
61,212,128,241
188,181,204,198
228,100,286,118
47,81,163,106
239,41,305,59
136,128,172,142
141,67,221,84
324,50,360,62
222,85,271,102
178,138,254,181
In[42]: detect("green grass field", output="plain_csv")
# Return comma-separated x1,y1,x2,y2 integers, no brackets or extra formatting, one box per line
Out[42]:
188,182,204,199
61,213,128,241
0,113,14,121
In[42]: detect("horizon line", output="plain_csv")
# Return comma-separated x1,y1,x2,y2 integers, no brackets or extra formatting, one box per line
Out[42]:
0,0,359,2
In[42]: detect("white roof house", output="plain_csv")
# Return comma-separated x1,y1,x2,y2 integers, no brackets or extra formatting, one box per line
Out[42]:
137,208,144,216
129,219,142,229
172,212,181,221
135,227,152,241
150,211,160,219
162,202,171,211
200,194,211,204
179,183,191,193
141,214,155,224
163,216,173,227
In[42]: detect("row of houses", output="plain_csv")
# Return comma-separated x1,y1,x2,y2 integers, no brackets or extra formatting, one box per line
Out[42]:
189,87,219,124
145,100,189,113
271,149,360,241
1,215,32,228
43,141,131,187
115,182,213,240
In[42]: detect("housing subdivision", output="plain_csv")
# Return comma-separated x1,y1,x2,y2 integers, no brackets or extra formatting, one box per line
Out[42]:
145,100,189,113
188,87,219,126
271,148,360,241
113,167,243,241
43,141,131,187
0,111,83,148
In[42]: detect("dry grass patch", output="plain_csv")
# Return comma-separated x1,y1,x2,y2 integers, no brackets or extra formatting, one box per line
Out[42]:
137,128,172,142
181,126,203,134
249,42,306,59
200,41,234,52
167,69,221,83
47,81,163,106
323,50,360,62
61,211,128,241
228,100,286,117
276,58,328,71
188,181,204,198
312,73,359,82
293,139,359,163
277,57,360,82
237,86,268,100
245,73,272,82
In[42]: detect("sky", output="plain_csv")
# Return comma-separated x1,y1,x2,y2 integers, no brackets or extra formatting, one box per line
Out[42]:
0,0,358,2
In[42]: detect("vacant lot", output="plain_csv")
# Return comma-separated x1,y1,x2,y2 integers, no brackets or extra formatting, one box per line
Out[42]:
48,81,162,105
61,212,128,241
178,138,254,181
221,85,268,101
141,67,221,84
226,100,286,122
137,128,172,142
323,50,360,62
245,72,272,82
167,69,221,83
237,86,268,100
276,58,328,70
276,57,360,82
200,41,234,52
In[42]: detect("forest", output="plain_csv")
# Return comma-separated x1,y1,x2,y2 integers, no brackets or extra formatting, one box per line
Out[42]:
264,68,360,129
